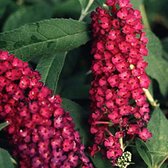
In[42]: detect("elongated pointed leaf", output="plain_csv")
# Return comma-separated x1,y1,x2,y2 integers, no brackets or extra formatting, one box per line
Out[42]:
0,18,89,61
36,52,66,93
136,139,152,167
91,153,112,168
0,122,8,131
137,108,168,168
0,148,14,168
146,108,168,167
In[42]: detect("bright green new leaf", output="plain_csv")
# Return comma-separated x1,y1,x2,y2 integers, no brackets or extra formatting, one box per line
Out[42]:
145,30,168,97
0,148,14,168
36,52,66,93
0,18,90,61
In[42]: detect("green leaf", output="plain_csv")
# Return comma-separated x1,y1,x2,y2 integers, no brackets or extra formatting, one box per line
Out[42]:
0,122,8,131
146,108,168,167
145,30,168,97
137,108,168,168
162,38,168,53
36,52,66,93
136,108,168,168
161,162,168,168
60,48,79,78
78,0,87,10
161,38,168,61
95,0,105,5
131,0,143,9
0,148,14,168
62,98,90,145
0,18,90,61
136,139,152,167
91,153,112,168
62,99,112,167
3,2,54,31
0,0,11,17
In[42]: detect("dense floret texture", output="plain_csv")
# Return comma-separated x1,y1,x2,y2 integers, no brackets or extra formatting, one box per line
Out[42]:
89,0,152,164
0,50,93,168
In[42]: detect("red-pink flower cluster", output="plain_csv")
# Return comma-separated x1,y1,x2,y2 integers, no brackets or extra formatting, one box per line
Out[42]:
89,0,152,164
0,50,93,168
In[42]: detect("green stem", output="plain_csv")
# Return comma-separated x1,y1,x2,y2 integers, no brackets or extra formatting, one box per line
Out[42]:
79,0,94,21
140,4,151,30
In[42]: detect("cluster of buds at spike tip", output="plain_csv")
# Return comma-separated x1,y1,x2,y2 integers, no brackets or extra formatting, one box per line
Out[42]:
116,151,132,168
0,50,93,168
89,0,152,165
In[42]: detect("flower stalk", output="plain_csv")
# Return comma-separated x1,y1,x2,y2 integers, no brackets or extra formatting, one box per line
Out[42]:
79,0,94,21
143,88,159,107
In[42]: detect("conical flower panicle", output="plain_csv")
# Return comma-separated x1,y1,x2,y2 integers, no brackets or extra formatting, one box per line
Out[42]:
90,0,152,164
0,50,93,168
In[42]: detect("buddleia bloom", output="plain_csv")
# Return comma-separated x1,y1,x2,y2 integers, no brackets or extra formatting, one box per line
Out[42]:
89,0,152,165
0,50,93,168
